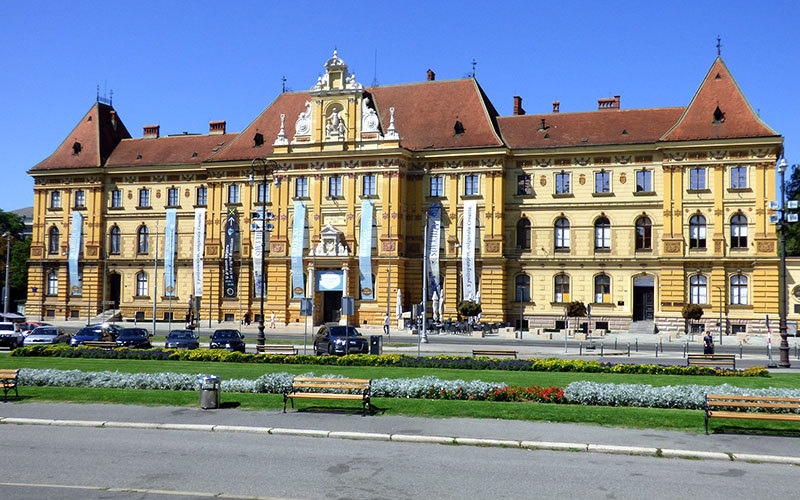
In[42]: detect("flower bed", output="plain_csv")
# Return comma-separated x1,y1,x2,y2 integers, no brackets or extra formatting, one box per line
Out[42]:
11,345,769,377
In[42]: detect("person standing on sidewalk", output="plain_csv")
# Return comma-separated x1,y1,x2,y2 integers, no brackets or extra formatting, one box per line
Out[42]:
703,331,714,354
383,313,390,335
270,311,276,329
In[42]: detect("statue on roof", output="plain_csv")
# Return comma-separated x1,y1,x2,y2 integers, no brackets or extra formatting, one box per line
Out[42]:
326,109,346,140
295,101,312,136
362,97,380,133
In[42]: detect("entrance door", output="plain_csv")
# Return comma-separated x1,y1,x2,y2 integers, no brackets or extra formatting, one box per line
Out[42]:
322,291,342,323
632,275,655,322
108,273,121,309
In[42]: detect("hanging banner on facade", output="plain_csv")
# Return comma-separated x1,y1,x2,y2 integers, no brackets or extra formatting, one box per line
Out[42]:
252,220,264,298
68,211,82,295
223,208,238,298
192,208,206,297
164,209,177,297
427,203,441,297
358,200,374,300
291,201,306,298
462,199,477,302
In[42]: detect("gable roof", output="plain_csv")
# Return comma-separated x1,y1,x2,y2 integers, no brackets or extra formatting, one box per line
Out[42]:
210,79,504,161
498,107,684,149
106,133,238,167
31,103,131,171
660,57,778,142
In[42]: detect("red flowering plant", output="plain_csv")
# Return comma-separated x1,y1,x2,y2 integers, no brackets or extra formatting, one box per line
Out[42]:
423,384,564,403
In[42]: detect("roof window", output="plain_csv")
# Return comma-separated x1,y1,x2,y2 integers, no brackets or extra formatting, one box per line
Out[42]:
621,128,628,135
253,133,264,147
715,72,722,80
453,120,465,136
713,106,725,123
191,152,198,158
72,142,82,155
136,154,143,160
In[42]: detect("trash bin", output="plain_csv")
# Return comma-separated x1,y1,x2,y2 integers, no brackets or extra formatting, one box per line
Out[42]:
199,375,221,409
369,335,383,355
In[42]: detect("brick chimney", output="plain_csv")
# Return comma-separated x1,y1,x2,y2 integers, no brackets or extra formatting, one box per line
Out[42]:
143,125,160,139
209,120,226,135
513,96,525,116
552,101,560,113
597,95,620,111
427,69,435,81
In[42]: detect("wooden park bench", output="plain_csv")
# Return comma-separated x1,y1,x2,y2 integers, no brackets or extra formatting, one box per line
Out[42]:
82,341,118,349
687,353,736,369
705,394,800,434
472,349,518,359
256,344,298,355
1,369,19,402
284,377,371,416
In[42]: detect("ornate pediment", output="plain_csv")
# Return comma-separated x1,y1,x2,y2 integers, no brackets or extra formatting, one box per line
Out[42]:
309,223,350,256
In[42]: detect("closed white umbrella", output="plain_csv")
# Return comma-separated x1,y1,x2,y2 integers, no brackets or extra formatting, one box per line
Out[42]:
439,287,445,321
395,288,403,327
432,290,440,322
475,288,481,322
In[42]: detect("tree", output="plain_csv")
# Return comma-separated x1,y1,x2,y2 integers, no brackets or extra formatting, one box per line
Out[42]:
457,300,482,319
565,301,586,331
785,165,800,256
682,304,704,335
0,210,28,311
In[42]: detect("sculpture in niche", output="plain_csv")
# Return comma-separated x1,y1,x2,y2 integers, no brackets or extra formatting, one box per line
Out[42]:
309,224,350,256
361,97,380,133
295,101,312,136
326,109,347,140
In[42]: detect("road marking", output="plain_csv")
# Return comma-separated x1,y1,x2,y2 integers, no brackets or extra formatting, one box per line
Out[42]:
0,481,301,499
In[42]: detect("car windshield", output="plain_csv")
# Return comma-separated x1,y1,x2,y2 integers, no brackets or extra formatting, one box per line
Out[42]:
76,328,102,336
119,329,147,338
212,330,239,339
168,330,196,339
328,326,361,337
32,327,58,336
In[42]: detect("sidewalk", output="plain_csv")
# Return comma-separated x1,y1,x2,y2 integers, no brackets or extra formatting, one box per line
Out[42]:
2,402,799,464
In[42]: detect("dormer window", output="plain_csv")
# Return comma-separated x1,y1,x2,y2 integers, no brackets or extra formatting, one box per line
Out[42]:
72,142,82,155
713,106,725,123
454,120,465,136
253,133,264,147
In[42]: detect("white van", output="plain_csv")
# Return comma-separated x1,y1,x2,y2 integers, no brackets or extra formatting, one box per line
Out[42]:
0,322,23,348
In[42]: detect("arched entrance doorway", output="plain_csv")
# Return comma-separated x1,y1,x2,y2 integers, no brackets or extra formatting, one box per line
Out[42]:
632,275,654,321
108,273,121,309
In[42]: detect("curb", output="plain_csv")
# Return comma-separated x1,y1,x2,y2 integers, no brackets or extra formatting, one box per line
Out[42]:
2,416,799,466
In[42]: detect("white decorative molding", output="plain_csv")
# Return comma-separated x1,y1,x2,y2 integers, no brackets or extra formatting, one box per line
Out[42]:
309,224,350,256
311,50,363,92
274,114,289,146
361,97,380,134
384,107,399,140
325,108,347,141
294,101,312,138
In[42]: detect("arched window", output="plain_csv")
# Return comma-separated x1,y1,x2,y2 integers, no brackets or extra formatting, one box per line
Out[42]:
594,217,610,250
594,274,611,303
137,226,149,254
635,217,652,250
46,271,58,295
48,226,60,254
516,218,531,250
109,226,121,255
136,272,148,297
730,274,748,305
515,274,531,302
554,218,570,250
689,275,707,304
730,214,748,249
689,215,706,249
554,274,570,303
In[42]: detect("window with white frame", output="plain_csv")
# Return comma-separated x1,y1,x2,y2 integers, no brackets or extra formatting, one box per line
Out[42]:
74,190,85,208
196,187,207,206
50,191,61,209
689,215,706,249
167,187,179,206
594,217,611,249
137,225,149,254
257,183,269,203
554,218,570,250
295,177,308,198
136,272,148,297
47,271,58,295
635,217,652,250
363,175,376,196
555,172,570,194
730,274,748,305
554,274,570,303
689,168,706,190
464,175,479,196
109,226,121,254
730,166,747,189
594,274,611,303
636,170,652,192
138,189,150,207
595,171,610,193
329,176,342,197
430,176,443,197
730,214,748,249
228,184,240,204
111,189,122,208
515,274,531,302
689,275,707,304
48,226,60,254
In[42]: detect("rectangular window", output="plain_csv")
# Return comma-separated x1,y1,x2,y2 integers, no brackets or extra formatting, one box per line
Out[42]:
517,174,533,195
730,166,747,189
197,187,207,206
328,176,342,197
228,185,240,204
595,171,610,193
430,176,444,197
362,175,376,196
74,190,85,208
635,170,652,192
257,183,269,203
50,191,61,209
689,168,706,190
138,189,150,207
465,175,479,196
555,173,570,194
167,188,179,206
296,177,308,198
111,189,122,208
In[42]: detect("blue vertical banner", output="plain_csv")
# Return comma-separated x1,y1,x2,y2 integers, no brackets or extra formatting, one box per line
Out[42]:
68,211,83,295
359,200,374,300
291,201,306,298
164,208,177,296
426,203,441,297
223,208,238,298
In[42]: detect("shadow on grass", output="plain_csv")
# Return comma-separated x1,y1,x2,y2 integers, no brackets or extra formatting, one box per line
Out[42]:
711,425,800,438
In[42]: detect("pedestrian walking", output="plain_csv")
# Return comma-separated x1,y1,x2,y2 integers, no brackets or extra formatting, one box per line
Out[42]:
383,313,390,335
244,309,251,326
270,311,276,329
703,331,714,354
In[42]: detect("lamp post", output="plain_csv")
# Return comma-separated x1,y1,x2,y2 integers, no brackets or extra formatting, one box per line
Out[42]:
714,285,724,346
2,232,11,320
778,158,791,367
250,158,276,346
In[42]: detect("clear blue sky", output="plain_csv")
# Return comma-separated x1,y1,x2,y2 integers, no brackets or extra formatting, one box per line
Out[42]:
2,0,798,210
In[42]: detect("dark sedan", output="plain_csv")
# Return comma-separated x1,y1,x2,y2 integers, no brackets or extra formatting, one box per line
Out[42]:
70,324,121,346
166,329,199,349
115,328,153,349
313,325,369,356
210,329,245,352
23,326,70,346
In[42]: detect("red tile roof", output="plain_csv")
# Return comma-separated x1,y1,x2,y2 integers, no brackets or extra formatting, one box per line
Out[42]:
106,133,238,167
661,57,778,142
31,103,130,171
498,107,684,149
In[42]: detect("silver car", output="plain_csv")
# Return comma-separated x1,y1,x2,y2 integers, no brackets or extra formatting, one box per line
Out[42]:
23,326,70,346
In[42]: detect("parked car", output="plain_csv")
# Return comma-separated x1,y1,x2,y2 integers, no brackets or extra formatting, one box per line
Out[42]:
115,328,152,349
209,329,246,352
19,322,51,334
23,326,70,346
313,325,369,355
166,329,199,349
0,322,23,349
69,324,121,346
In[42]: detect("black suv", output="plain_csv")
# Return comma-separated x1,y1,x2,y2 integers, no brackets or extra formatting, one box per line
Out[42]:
115,328,153,349
209,329,246,352
70,324,122,346
313,325,368,356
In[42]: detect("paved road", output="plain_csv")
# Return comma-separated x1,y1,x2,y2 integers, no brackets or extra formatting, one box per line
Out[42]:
0,422,797,499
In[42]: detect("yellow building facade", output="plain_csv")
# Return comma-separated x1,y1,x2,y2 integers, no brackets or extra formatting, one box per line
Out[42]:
26,52,784,336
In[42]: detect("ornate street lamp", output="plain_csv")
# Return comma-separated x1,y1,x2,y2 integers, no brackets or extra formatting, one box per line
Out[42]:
250,158,277,346
778,158,791,367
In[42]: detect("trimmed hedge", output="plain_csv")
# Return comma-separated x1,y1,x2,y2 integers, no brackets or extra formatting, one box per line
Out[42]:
11,345,769,377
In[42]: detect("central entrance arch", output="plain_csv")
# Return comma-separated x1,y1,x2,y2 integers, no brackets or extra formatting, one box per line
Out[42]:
632,274,655,321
